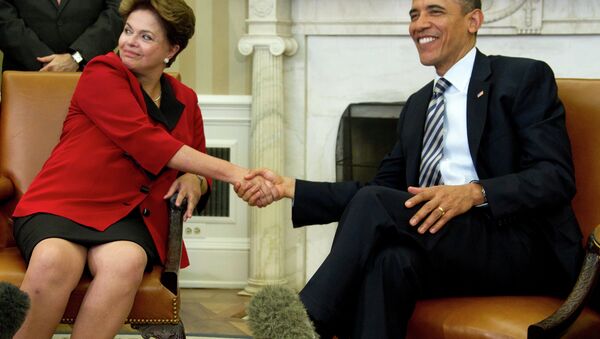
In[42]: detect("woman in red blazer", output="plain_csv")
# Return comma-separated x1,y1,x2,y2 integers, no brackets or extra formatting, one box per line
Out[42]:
11,1,270,338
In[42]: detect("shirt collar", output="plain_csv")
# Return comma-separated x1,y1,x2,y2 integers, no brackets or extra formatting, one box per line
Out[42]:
435,47,476,94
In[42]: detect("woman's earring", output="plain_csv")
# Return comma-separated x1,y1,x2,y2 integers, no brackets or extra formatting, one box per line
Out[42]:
164,58,170,64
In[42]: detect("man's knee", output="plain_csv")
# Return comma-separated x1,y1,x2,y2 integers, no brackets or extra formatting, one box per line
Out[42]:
372,245,423,279
351,186,412,205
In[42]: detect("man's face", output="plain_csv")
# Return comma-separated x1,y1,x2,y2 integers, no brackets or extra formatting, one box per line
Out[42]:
409,0,480,75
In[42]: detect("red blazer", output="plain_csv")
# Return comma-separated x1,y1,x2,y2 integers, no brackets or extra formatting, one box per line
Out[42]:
13,52,210,267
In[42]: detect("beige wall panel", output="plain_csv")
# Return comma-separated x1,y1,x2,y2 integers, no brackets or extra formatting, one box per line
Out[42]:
177,0,250,95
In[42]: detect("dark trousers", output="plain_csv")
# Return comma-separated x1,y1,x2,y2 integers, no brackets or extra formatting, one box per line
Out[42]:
299,186,566,339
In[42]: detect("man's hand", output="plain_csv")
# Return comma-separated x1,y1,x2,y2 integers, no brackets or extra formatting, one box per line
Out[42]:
404,183,485,234
37,53,79,72
234,168,294,207
164,173,204,221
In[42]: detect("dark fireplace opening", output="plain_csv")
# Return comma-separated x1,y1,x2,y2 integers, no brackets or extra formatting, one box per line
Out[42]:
336,102,405,183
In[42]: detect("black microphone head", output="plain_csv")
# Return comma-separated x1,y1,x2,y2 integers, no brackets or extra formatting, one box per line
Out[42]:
0,282,30,339
247,285,316,339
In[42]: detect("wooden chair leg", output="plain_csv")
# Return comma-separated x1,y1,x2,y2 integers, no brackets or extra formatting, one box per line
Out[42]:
131,322,186,339
528,226,600,338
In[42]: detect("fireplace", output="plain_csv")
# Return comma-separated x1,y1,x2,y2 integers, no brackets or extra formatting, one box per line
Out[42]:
336,102,405,183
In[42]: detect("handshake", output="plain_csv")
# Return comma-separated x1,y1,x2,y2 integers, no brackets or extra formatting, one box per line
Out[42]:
234,168,295,208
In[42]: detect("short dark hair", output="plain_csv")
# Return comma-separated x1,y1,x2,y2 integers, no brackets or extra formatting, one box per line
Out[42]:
459,0,482,13
119,0,195,67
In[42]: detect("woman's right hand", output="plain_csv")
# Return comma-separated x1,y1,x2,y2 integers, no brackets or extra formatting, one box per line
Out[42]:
234,168,294,207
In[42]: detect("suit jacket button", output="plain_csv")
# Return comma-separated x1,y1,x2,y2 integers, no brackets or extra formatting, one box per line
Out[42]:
142,208,151,217
140,185,150,193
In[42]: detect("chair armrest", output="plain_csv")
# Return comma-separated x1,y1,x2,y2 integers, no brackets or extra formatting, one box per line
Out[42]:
0,176,14,202
0,176,15,248
528,225,600,338
160,195,187,295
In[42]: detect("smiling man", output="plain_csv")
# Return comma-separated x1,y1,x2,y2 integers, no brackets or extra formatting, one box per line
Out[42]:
239,0,584,338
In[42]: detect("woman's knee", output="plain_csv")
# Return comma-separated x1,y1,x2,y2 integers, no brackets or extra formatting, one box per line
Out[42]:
89,242,147,284
26,238,86,287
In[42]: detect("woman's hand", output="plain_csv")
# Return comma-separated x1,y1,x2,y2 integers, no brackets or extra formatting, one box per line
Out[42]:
164,173,205,221
234,168,294,207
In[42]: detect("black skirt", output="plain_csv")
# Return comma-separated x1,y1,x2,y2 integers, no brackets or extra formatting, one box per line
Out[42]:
13,209,160,270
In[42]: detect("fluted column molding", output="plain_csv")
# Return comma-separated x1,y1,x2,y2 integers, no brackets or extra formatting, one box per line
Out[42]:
238,0,297,295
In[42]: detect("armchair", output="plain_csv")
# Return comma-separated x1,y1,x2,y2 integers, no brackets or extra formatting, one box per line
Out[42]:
0,71,187,338
407,79,600,338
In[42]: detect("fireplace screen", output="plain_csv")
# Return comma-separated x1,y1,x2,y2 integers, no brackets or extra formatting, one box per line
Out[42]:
336,102,405,183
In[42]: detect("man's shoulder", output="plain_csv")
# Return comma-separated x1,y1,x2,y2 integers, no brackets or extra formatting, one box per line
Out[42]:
485,54,551,74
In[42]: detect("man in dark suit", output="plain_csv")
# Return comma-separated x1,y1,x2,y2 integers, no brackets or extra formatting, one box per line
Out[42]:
0,0,122,71
237,0,583,338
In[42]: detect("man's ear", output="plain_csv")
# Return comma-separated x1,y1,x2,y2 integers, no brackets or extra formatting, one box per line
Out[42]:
467,9,484,34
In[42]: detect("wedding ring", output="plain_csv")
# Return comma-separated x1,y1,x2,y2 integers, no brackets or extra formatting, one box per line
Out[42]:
437,206,446,216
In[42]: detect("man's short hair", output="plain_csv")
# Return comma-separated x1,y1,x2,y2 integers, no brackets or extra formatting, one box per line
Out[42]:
459,0,482,13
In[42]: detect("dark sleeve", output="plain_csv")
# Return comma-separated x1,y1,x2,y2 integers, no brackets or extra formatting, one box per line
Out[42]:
481,60,576,218
69,0,122,64
0,0,53,70
292,179,363,227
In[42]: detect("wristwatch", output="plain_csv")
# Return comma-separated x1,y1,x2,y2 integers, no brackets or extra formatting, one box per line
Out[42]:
197,175,208,194
71,51,83,65
470,180,488,204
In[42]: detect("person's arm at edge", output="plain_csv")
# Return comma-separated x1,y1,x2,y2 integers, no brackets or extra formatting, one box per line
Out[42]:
0,0,53,70
68,0,123,66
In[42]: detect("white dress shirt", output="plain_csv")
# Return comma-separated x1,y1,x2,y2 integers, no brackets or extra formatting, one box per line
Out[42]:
435,48,479,185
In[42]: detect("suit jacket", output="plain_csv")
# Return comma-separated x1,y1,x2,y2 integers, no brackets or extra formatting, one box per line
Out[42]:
13,52,210,268
0,0,122,71
292,50,583,281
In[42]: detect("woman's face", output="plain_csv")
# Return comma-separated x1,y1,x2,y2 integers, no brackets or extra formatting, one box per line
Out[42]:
118,9,179,75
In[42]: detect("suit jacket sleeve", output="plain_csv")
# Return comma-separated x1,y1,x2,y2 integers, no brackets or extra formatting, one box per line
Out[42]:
72,56,184,176
69,0,122,63
481,60,576,218
292,180,362,227
0,0,53,70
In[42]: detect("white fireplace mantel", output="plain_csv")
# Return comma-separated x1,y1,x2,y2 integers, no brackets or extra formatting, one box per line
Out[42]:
291,0,600,36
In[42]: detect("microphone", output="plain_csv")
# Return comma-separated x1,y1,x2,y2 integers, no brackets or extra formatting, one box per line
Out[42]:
0,282,30,339
247,285,316,339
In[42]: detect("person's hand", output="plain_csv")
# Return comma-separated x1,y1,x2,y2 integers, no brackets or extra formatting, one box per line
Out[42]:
234,168,289,207
164,173,204,221
37,53,79,72
404,183,484,234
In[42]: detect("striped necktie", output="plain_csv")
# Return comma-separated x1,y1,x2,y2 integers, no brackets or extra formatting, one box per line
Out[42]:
419,77,451,187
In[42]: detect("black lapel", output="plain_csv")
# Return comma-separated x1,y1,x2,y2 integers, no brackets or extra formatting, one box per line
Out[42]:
404,82,434,186
142,76,185,131
466,49,491,167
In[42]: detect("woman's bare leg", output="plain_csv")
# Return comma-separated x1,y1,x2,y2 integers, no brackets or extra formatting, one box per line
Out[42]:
70,241,147,339
14,238,87,339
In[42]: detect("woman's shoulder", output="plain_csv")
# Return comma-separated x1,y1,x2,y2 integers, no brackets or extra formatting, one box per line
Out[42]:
84,52,127,71
78,52,136,88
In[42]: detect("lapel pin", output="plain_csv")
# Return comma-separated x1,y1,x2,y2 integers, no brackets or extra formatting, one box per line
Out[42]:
477,90,485,98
